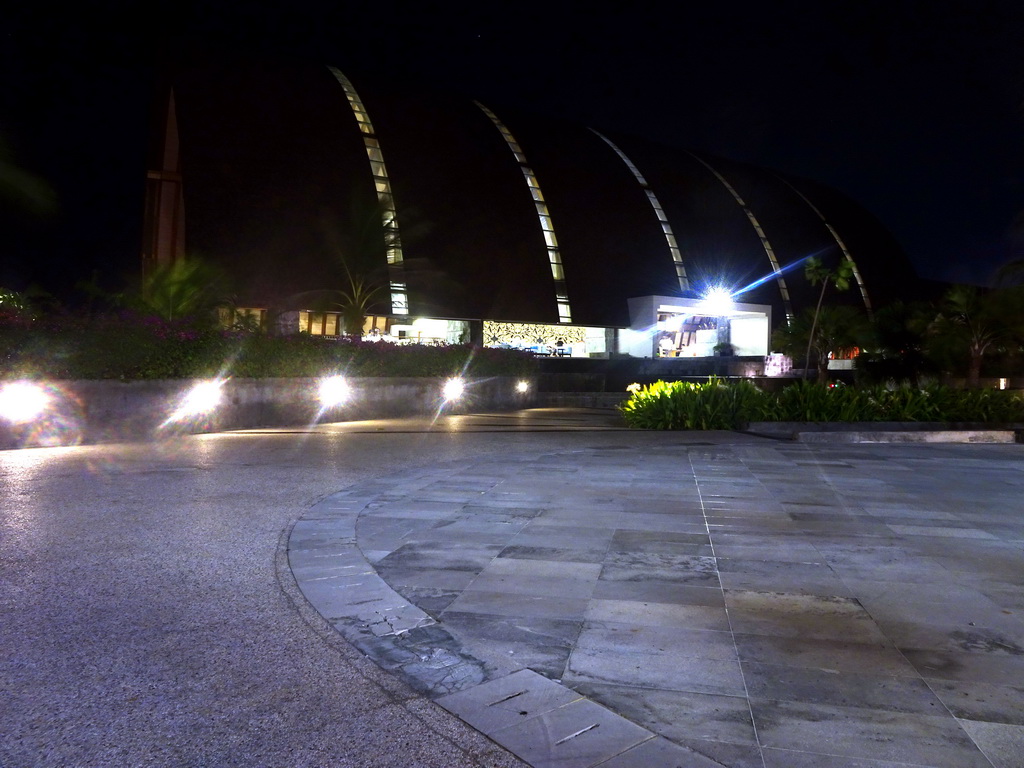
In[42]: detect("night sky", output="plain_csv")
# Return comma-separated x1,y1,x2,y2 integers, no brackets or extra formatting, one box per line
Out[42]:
3,1,1023,301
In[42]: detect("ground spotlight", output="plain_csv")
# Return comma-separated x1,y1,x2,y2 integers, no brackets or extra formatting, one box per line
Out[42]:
0,381,50,424
171,379,226,421
442,378,465,402
318,376,351,407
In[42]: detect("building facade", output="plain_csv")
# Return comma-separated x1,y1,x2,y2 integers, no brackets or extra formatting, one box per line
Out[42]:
144,56,917,359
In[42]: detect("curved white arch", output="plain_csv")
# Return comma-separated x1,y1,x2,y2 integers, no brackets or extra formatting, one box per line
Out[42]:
328,67,409,315
778,177,873,317
590,129,689,293
687,153,795,322
475,101,572,324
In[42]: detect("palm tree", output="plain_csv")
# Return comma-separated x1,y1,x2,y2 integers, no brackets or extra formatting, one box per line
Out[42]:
139,256,231,323
994,257,1024,288
337,257,384,336
861,300,932,387
316,196,401,337
774,305,868,384
802,256,855,380
927,284,1024,388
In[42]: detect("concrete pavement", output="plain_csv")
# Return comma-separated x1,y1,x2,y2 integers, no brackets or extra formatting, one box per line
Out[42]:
3,409,1024,767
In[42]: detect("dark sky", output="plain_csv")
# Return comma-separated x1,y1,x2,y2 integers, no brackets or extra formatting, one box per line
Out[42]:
3,1,1024,299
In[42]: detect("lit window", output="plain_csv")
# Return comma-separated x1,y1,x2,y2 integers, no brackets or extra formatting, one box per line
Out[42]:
476,101,574,324
328,66,410,316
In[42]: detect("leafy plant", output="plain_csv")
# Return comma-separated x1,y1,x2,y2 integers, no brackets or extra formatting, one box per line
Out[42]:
801,255,855,381
858,300,933,387
136,257,232,323
619,378,776,430
927,285,1024,388
773,305,868,384
0,312,537,381
620,378,1024,429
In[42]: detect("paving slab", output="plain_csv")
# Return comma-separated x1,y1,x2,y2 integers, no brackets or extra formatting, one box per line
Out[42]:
6,409,1024,767
286,427,1024,767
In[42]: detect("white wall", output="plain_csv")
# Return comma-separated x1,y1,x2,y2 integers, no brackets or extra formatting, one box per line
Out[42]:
730,316,769,356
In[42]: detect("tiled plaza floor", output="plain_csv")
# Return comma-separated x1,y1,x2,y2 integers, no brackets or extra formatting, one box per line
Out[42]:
290,430,1024,768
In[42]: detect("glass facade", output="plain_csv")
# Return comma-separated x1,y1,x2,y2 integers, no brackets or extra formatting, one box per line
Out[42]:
328,67,409,315
590,130,689,293
475,102,573,324
299,311,341,336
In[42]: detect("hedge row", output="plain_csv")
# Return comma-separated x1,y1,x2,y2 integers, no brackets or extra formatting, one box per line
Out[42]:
0,313,537,380
620,379,1024,429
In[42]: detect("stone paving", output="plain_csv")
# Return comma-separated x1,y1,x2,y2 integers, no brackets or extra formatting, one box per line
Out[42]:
291,431,1024,768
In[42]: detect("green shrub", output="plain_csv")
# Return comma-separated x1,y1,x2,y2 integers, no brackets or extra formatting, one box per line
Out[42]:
619,378,776,430
774,381,885,422
0,312,537,380
620,378,1024,429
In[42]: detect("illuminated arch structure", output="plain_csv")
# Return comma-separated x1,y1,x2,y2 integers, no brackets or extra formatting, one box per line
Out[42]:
145,57,918,359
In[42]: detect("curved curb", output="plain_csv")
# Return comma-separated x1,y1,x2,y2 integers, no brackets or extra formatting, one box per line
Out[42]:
286,463,708,768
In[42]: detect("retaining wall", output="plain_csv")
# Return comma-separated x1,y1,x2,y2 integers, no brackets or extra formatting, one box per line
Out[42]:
0,376,536,448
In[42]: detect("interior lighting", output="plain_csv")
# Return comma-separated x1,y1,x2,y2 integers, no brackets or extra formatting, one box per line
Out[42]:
442,378,465,402
0,381,50,424
172,379,225,420
701,287,734,316
318,376,351,407
516,380,530,394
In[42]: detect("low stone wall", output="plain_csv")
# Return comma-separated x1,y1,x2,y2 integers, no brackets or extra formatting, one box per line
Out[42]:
0,376,536,448
744,421,1024,443
537,392,629,409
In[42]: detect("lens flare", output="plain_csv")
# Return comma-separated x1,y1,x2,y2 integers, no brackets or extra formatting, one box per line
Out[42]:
442,378,465,402
318,376,351,407
700,287,734,316
0,381,50,424
171,380,226,421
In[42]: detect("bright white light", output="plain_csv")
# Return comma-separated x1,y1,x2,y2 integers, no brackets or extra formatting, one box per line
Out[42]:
516,380,530,394
172,380,225,420
0,381,50,424
318,376,351,407
442,378,465,402
701,287,734,316
658,314,684,332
